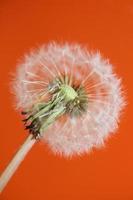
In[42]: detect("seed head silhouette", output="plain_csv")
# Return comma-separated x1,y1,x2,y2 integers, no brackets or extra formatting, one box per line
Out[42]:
13,43,125,156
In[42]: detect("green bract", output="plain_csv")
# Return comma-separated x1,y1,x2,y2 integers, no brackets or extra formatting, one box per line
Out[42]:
22,76,88,139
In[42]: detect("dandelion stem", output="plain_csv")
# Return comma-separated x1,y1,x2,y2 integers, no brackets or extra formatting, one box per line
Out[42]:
0,134,36,193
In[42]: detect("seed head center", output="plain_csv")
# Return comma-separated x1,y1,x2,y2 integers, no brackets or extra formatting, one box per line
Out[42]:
60,84,78,101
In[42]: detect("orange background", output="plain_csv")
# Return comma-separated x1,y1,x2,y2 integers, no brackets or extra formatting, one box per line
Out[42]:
0,0,132,199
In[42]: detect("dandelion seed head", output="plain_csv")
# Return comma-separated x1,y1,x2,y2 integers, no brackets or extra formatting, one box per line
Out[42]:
12,42,125,157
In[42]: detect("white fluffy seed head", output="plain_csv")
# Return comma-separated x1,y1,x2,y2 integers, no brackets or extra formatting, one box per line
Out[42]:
12,42,125,157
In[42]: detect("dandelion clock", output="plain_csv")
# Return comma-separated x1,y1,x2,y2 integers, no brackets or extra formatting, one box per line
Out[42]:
0,43,125,192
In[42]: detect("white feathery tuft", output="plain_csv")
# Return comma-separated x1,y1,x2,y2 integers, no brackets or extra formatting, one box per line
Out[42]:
12,43,125,157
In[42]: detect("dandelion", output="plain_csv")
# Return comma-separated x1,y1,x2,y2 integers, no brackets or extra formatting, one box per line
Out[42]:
0,42,125,192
